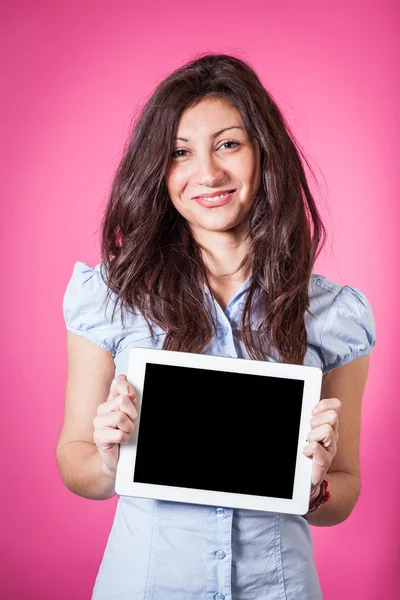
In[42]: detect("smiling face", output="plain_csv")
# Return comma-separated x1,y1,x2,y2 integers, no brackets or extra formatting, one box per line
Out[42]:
165,96,261,242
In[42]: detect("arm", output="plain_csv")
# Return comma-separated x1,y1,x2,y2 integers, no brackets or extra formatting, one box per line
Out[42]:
304,355,370,526
56,332,135,500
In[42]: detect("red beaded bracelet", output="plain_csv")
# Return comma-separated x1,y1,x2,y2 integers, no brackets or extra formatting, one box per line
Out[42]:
308,479,331,513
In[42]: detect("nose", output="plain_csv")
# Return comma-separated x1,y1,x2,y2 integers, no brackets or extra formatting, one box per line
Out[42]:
195,153,227,188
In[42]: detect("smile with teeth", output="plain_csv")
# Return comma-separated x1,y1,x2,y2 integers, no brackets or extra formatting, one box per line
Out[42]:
198,192,231,201
193,189,236,208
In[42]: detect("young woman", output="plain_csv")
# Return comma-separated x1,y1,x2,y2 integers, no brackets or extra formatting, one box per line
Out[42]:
57,53,376,599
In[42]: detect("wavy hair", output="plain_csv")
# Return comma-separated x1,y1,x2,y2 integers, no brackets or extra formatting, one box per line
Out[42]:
100,53,326,365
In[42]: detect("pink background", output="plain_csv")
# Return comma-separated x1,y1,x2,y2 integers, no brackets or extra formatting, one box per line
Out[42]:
1,1,398,598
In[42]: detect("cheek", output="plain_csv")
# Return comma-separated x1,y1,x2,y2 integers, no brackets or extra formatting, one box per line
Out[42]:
166,176,191,216
234,152,258,187
248,161,261,194
166,166,188,197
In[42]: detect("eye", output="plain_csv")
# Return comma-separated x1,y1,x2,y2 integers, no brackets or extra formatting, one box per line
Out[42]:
219,141,241,150
171,149,189,159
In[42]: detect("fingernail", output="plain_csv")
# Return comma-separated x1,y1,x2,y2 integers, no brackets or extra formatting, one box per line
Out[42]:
312,408,318,415
127,385,133,395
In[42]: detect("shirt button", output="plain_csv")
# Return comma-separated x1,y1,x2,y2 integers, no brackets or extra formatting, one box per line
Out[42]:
238,302,245,310
221,327,228,335
216,507,225,518
214,594,225,600
215,550,226,560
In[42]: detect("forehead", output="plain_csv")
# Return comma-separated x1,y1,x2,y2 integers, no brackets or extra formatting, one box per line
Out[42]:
176,97,244,134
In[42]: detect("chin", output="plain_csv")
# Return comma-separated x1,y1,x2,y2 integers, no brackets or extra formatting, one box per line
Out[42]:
201,221,244,233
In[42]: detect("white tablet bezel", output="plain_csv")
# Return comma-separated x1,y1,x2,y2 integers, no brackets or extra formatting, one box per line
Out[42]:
115,347,322,515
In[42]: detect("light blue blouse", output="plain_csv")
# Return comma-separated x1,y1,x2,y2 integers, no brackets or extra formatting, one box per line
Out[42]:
63,261,376,600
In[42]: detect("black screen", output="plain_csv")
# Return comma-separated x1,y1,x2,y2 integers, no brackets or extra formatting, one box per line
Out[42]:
133,363,304,499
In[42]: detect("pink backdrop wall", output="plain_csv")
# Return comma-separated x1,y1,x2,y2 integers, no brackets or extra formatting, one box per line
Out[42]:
2,1,398,598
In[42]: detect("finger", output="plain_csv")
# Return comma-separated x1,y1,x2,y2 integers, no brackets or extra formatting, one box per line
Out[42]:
312,444,329,488
107,374,136,403
303,441,329,462
93,412,136,435
97,394,138,421
107,374,128,400
310,409,339,436
312,397,342,416
306,424,337,452
303,442,315,458
93,427,131,447
303,442,332,488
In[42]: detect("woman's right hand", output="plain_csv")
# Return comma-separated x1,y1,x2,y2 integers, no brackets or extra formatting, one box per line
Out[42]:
93,374,138,477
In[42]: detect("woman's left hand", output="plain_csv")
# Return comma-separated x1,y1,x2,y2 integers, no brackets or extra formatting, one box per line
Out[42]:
303,397,342,495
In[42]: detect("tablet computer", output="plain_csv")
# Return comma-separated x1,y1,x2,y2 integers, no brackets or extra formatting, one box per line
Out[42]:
115,347,322,515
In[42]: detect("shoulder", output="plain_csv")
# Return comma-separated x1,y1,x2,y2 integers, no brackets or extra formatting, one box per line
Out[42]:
309,273,374,318
62,261,122,357
307,274,376,373
63,261,113,324
64,260,109,295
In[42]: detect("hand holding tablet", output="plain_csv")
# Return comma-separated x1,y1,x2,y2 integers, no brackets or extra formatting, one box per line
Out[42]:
115,348,323,515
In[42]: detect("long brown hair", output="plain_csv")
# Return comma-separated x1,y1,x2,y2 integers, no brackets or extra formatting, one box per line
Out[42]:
100,53,326,365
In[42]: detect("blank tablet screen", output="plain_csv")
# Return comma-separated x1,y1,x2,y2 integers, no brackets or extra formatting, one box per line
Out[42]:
133,362,304,500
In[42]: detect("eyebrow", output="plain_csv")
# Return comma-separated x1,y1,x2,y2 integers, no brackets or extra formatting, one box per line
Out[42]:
174,126,245,142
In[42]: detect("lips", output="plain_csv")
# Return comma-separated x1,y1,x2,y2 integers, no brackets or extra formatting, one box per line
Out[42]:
193,189,236,209
192,189,236,200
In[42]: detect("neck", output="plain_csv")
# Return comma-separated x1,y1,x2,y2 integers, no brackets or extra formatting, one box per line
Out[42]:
192,223,251,284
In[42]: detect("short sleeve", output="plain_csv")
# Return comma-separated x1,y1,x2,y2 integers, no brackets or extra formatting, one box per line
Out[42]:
63,261,123,357
320,285,376,373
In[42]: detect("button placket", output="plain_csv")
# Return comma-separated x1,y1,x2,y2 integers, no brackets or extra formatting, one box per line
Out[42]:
212,506,230,599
